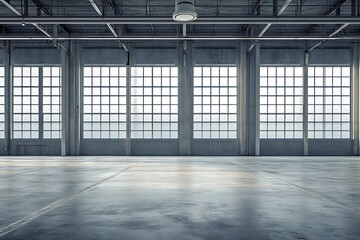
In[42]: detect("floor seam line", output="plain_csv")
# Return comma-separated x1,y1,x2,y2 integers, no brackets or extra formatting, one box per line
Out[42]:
0,161,141,238
0,169,42,180
229,160,360,214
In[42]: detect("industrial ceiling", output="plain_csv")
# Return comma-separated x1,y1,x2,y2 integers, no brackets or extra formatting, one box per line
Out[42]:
0,0,359,43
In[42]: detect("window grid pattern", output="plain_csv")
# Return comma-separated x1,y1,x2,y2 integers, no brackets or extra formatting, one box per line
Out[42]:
308,66,351,139
0,67,4,138
260,67,303,139
13,67,39,139
193,67,237,139
83,67,127,139
131,67,178,139
43,67,62,139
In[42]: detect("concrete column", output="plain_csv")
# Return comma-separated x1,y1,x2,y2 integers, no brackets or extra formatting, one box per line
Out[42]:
68,41,80,155
254,44,260,156
248,43,260,156
303,51,309,155
238,41,247,155
179,41,192,155
61,41,69,155
126,51,131,156
38,67,43,140
4,41,11,154
352,42,359,155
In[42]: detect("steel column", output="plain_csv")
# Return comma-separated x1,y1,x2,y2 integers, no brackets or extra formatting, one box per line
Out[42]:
303,51,309,155
4,41,11,154
352,42,359,155
238,41,247,155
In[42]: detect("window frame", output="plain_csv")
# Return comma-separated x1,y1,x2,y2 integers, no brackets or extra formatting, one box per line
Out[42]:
192,65,238,139
81,65,127,139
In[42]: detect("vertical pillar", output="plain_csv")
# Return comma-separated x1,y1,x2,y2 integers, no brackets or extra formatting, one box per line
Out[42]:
68,41,80,155
247,42,260,156
24,0,29,16
249,43,260,156
179,40,191,155
75,42,81,155
352,42,359,155
38,67,43,141
352,0,357,16
238,41,247,155
61,41,69,155
4,41,11,154
254,44,260,156
273,0,278,16
303,51,309,155
126,51,131,156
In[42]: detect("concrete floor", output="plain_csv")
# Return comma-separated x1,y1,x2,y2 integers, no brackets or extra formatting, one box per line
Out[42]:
0,156,360,240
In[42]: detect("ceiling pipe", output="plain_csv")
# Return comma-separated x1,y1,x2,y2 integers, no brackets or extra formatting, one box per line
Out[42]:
0,16,359,25
0,36,359,41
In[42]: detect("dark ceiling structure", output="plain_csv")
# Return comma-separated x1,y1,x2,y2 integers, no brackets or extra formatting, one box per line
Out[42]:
0,0,359,47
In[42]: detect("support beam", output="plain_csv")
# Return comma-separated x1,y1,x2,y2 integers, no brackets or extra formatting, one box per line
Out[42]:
239,41,247,155
1,36,360,41
125,54,131,156
305,0,348,34
242,0,264,33
0,0,67,50
273,0,278,16
61,41,70,156
352,42,359,155
308,23,350,51
89,0,102,15
108,0,121,15
352,0,357,16
24,0,29,16
4,41,10,154
303,50,309,155
179,40,192,155
88,0,129,52
248,0,293,52
1,16,360,25
29,0,70,35
30,0,50,15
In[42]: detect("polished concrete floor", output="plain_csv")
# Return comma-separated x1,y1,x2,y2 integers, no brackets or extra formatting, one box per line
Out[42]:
0,156,360,240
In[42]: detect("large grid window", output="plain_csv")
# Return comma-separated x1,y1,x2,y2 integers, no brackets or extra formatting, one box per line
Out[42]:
83,67,127,139
131,67,178,139
308,66,351,139
0,67,5,138
193,67,237,139
260,67,303,139
43,67,62,139
13,67,39,139
13,66,62,139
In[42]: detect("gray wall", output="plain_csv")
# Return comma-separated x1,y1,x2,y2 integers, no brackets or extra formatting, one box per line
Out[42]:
0,40,358,156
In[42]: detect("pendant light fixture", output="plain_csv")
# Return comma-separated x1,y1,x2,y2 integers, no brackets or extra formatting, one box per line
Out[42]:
172,0,198,22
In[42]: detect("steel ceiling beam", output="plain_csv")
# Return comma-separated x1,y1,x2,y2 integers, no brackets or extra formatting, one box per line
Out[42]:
0,16,360,25
88,0,128,52
305,0,349,34
242,0,264,33
0,36,358,41
308,23,350,51
308,0,356,51
0,0,66,50
248,0,293,52
29,0,71,35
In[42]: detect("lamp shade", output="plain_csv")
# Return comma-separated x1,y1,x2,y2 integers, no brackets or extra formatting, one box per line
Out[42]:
172,0,198,22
